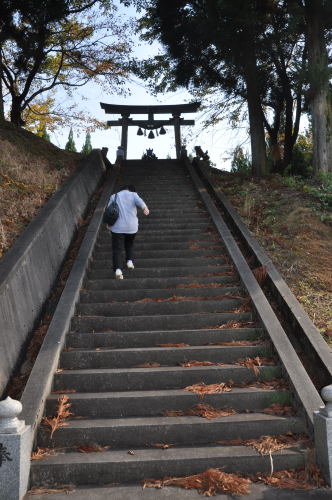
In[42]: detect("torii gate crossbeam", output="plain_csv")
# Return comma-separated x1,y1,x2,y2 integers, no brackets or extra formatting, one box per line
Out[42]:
100,102,201,159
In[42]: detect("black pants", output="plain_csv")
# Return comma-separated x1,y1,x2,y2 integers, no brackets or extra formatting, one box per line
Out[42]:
111,232,136,271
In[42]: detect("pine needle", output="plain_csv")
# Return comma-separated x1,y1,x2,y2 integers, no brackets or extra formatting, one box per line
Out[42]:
76,443,111,453
205,340,267,346
261,403,295,416
184,381,234,396
31,447,56,460
210,320,256,330
235,357,276,375
179,360,218,367
143,468,251,496
164,403,235,419
28,485,75,495
255,464,326,490
42,395,73,439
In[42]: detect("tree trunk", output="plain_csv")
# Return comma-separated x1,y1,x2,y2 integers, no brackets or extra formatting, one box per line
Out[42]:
10,96,25,126
243,48,267,177
0,46,4,119
305,0,332,174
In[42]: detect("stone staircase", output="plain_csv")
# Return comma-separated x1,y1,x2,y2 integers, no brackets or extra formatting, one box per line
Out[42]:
29,160,308,490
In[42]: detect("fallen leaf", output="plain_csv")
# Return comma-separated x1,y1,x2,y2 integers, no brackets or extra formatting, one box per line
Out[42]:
42,395,73,439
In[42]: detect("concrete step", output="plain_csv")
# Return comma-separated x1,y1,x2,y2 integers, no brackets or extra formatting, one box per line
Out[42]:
25,482,332,500
30,444,306,487
66,327,265,349
60,344,272,370
37,413,304,449
53,365,281,392
96,240,222,250
92,248,227,263
89,256,226,270
96,236,223,250
46,387,288,418
71,311,253,333
136,220,211,228
84,275,239,291
76,297,244,318
79,285,242,303
87,265,231,280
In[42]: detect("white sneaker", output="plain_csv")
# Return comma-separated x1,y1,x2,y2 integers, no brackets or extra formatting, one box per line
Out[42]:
115,269,123,279
127,260,135,270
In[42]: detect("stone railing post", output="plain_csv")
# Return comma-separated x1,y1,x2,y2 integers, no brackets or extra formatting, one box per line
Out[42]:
314,384,332,485
0,397,31,500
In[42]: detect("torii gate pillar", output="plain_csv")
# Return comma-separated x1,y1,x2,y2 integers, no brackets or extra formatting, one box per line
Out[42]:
120,113,129,160
100,102,201,159
173,112,181,159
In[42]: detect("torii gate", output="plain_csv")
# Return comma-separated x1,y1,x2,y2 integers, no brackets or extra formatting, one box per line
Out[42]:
100,102,201,160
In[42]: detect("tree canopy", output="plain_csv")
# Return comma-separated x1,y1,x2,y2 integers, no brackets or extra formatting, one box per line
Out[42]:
125,0,332,175
0,0,132,126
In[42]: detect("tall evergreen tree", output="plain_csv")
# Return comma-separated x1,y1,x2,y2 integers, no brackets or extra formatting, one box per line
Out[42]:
81,131,92,154
65,127,77,152
41,126,50,142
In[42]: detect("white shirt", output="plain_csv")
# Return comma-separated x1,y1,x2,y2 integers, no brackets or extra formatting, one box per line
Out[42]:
108,190,146,234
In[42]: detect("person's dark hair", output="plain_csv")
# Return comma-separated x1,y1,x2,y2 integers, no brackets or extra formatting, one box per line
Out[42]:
119,184,136,192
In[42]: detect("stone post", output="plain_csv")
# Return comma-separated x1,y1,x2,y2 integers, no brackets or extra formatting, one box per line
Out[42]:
314,384,332,485
0,397,31,500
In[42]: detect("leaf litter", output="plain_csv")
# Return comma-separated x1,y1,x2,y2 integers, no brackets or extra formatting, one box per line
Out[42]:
235,357,276,375
28,485,75,495
254,464,327,490
183,381,234,396
210,320,257,330
135,294,243,303
31,447,57,460
75,443,111,453
204,340,268,346
143,468,251,496
164,404,236,419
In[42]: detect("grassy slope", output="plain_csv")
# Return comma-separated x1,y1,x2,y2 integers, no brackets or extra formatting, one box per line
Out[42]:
211,169,332,344
0,119,81,257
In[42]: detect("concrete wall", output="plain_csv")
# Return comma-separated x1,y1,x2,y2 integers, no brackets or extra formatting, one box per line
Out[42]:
0,150,106,397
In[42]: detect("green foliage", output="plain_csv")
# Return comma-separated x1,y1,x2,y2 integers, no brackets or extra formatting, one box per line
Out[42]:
287,131,313,177
81,132,92,154
65,128,77,152
230,146,251,174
